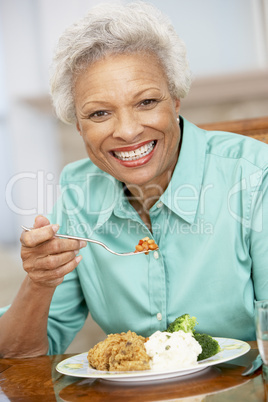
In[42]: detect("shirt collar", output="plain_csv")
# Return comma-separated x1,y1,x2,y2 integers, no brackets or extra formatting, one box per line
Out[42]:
95,178,140,228
94,177,123,228
160,117,207,224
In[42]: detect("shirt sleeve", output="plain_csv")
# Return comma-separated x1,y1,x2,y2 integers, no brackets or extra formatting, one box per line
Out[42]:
0,305,10,317
45,191,88,355
250,167,268,300
47,268,88,355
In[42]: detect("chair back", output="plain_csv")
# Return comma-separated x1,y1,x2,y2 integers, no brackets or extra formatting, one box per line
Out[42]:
198,116,268,144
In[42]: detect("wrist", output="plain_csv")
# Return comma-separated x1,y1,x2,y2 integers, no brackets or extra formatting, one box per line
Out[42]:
24,275,57,297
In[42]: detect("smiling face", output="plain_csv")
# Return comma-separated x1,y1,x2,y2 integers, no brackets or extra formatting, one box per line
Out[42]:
74,52,181,193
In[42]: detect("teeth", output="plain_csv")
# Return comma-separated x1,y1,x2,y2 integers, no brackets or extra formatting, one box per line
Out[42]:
114,141,155,161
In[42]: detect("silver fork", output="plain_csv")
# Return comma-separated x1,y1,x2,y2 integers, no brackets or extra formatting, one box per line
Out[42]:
21,225,158,256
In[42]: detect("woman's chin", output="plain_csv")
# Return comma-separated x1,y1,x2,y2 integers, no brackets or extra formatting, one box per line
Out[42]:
120,171,158,189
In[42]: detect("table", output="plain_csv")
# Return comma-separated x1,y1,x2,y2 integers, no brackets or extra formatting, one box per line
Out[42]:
0,342,267,401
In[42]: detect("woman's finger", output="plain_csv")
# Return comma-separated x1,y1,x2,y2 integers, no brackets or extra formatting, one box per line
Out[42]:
20,224,59,248
33,215,51,229
30,250,80,271
33,237,87,256
27,255,83,287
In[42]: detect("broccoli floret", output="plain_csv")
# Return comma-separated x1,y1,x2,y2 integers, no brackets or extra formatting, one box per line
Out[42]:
166,314,197,334
166,314,220,361
193,333,221,361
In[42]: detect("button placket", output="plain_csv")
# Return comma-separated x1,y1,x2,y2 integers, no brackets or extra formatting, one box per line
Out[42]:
153,251,159,259
149,203,167,331
157,312,162,321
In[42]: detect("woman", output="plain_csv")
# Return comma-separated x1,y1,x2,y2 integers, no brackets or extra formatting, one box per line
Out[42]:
0,2,267,357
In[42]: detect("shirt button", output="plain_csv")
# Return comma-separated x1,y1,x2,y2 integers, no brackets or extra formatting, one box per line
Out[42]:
157,313,162,321
154,251,159,259
157,201,163,208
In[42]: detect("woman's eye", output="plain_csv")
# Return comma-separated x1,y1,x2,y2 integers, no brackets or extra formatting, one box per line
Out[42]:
140,99,158,107
89,110,109,120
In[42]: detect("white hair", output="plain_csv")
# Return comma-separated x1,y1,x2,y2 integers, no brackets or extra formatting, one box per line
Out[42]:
50,1,192,124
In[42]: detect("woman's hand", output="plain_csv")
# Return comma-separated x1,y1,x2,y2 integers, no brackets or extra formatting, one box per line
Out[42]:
20,215,86,288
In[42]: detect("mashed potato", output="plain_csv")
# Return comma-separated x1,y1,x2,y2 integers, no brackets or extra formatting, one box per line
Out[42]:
145,330,202,371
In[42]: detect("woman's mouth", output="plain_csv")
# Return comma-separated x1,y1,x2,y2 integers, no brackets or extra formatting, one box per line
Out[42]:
112,140,156,161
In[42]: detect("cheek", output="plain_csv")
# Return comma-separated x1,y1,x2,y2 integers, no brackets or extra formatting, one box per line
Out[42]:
80,135,103,162
153,113,179,141
81,135,107,167
149,105,177,129
80,125,104,152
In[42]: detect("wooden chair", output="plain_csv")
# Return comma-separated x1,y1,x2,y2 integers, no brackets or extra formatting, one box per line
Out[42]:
198,116,268,144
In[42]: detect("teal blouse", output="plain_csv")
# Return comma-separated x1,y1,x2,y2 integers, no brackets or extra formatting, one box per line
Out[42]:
1,118,267,354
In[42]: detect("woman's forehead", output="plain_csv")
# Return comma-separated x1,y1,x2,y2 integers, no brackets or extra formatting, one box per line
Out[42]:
74,52,169,99
93,53,146,75
80,51,164,76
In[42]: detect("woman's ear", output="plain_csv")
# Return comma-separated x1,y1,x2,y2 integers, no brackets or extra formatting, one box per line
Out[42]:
175,98,181,116
76,121,82,136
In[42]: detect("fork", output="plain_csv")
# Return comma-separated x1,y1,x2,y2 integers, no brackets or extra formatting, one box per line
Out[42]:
21,225,158,256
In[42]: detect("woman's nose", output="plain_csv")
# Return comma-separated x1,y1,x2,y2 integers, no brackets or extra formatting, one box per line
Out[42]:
112,111,144,141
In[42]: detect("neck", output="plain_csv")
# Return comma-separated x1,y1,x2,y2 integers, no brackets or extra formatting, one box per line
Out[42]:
124,147,179,226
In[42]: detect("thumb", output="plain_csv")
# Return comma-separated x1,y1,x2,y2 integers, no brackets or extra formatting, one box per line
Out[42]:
33,215,51,229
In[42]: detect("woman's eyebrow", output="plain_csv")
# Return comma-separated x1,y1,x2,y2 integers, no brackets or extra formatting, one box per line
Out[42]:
81,87,162,110
133,87,162,98
81,100,111,110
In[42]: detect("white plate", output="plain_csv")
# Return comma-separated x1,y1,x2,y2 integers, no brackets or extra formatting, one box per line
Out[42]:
56,337,250,382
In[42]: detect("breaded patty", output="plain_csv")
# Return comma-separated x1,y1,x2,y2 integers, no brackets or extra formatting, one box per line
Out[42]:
87,330,150,371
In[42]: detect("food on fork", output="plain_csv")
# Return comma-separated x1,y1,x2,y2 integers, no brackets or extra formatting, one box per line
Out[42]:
87,330,150,371
134,237,159,254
